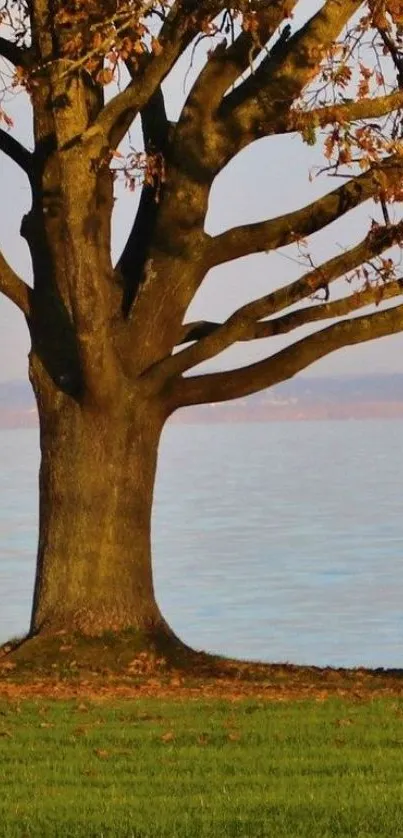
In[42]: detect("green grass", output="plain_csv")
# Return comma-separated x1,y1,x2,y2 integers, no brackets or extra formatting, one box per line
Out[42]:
1,697,403,837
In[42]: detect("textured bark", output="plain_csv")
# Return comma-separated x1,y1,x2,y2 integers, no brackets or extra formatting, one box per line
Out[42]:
2,0,403,655
29,365,167,637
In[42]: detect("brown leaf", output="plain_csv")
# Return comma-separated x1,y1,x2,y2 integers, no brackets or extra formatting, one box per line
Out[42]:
96,68,114,86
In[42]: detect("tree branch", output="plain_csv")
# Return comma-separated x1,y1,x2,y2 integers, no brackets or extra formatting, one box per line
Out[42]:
255,280,403,336
0,128,33,177
88,0,226,144
156,219,403,379
0,250,31,315
174,303,403,407
177,280,403,344
284,90,403,134
206,157,403,268
219,0,362,149
184,1,298,117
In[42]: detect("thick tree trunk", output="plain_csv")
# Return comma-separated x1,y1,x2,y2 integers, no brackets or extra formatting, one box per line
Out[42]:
29,379,168,638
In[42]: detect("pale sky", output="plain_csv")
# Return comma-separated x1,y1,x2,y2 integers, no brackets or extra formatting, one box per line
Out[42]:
1,0,403,383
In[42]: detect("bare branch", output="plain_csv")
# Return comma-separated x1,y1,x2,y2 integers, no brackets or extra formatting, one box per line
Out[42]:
0,250,31,315
0,128,33,177
177,281,403,344
156,219,403,379
177,320,220,344
207,158,403,269
258,281,403,336
174,303,403,407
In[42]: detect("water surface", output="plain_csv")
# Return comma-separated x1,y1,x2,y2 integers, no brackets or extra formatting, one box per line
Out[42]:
1,421,403,668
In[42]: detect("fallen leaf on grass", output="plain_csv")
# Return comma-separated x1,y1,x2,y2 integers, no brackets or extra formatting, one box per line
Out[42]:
73,726,88,737
94,748,109,759
161,731,174,743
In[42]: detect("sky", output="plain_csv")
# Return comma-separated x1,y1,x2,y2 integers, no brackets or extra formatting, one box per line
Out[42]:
1,0,403,383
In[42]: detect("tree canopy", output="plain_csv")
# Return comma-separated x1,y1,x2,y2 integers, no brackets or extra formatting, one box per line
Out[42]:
0,1,403,405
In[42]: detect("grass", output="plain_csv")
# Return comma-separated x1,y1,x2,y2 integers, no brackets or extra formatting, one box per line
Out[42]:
1,697,403,837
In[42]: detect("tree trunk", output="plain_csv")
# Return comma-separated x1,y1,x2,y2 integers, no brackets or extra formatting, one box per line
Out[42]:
29,374,169,638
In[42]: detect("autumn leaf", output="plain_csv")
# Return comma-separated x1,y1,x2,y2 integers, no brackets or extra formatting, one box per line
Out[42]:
0,109,14,129
96,68,114,86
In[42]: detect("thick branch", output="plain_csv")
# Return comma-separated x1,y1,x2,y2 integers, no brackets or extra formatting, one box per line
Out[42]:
220,0,362,149
174,303,403,407
185,2,297,116
207,158,402,268
0,250,31,315
284,90,403,134
0,128,33,177
90,0,226,143
88,56,177,143
158,219,403,378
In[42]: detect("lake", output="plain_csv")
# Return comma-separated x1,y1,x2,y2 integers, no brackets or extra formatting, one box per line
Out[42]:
1,421,403,668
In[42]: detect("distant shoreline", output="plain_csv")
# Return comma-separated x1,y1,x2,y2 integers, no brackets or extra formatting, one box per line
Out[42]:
1,375,403,429
1,402,403,430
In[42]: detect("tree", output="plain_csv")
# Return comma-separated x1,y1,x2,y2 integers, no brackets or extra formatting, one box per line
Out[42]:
1,0,403,649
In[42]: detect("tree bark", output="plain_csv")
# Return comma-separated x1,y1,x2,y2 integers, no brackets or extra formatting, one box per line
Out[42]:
29,368,168,638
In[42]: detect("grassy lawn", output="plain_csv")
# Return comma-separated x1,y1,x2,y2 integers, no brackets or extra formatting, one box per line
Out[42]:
1,697,403,837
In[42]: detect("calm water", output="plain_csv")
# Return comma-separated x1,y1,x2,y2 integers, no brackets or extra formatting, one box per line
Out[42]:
1,421,403,668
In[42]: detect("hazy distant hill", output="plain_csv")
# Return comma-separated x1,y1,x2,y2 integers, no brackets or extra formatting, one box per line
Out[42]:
248,374,403,405
1,375,403,427
0,380,37,428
